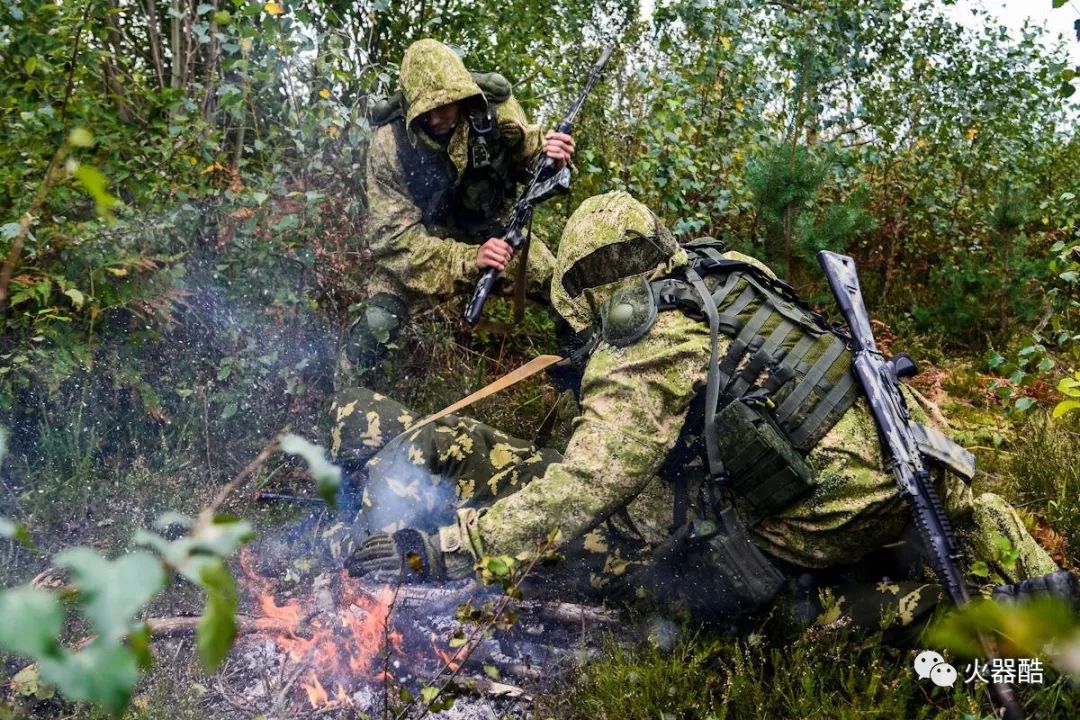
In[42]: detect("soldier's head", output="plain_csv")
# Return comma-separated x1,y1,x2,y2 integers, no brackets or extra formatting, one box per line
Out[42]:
418,102,462,142
552,191,687,332
400,39,483,142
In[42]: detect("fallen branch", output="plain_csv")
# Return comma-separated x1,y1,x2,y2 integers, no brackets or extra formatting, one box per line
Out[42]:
196,426,290,532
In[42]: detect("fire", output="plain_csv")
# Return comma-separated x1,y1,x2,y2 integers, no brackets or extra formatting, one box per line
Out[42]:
431,632,462,671
236,547,424,711
304,675,329,707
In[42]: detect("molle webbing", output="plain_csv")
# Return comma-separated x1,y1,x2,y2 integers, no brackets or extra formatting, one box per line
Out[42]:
653,255,859,454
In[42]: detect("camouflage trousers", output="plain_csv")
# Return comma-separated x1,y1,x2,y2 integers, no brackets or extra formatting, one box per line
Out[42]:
327,387,650,600
326,388,1054,632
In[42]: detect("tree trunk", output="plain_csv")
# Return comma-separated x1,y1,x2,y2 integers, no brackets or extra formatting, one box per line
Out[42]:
143,0,167,91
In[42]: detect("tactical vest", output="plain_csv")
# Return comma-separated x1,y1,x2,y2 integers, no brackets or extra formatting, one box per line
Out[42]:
371,72,522,241
596,239,861,526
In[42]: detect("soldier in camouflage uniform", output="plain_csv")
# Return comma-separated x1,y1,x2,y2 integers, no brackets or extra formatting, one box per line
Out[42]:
336,191,1073,629
348,39,574,374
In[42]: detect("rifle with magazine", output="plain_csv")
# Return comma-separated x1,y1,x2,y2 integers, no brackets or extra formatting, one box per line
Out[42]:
464,44,615,325
818,250,1024,720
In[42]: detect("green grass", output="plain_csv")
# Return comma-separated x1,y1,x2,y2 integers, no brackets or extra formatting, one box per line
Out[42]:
546,621,1079,720
1005,418,1080,561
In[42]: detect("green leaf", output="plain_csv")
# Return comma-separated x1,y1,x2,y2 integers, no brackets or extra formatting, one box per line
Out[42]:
0,517,33,547
484,556,510,577
63,288,85,308
196,560,237,672
1052,0,1067,8
24,56,37,75
483,663,501,680
0,587,63,657
69,162,119,217
39,641,139,716
68,128,94,148
220,402,238,420
969,560,990,578
128,624,152,671
420,686,441,705
1052,399,1080,419
189,516,253,557
54,548,166,643
1057,376,1080,397
279,434,342,510
1013,397,1035,412
1036,358,1055,373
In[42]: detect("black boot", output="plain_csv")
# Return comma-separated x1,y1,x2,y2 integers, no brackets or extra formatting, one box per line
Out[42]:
992,570,1080,607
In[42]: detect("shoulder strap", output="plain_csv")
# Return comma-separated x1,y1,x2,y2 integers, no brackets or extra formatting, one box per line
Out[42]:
684,266,727,484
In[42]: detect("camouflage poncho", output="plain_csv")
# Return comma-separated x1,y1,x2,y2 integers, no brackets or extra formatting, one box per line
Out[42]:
363,39,554,308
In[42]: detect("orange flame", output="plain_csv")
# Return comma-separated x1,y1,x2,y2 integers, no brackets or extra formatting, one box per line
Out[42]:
237,549,425,710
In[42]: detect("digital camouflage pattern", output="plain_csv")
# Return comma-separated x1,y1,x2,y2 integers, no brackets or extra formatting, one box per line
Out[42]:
334,190,1059,625
364,39,555,309
330,388,960,631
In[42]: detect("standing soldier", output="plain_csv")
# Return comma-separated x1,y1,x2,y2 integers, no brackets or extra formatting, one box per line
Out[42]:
334,191,1075,628
347,39,575,374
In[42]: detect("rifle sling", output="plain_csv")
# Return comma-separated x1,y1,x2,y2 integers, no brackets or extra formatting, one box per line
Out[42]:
407,354,563,433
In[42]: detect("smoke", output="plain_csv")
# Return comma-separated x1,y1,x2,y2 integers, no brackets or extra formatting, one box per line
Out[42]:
352,442,460,537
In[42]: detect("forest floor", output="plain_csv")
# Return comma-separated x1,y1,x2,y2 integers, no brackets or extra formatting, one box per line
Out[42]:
1,272,1079,719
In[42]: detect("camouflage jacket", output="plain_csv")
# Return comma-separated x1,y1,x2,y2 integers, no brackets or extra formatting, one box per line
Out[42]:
364,39,554,306
476,192,975,572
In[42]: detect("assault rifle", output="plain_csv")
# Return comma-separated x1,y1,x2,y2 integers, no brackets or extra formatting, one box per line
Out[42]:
463,44,615,325
818,251,1024,720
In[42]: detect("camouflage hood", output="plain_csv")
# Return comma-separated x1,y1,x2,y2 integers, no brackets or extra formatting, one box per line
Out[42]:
552,191,688,332
400,39,484,130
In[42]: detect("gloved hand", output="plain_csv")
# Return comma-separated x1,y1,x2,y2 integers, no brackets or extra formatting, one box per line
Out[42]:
346,527,474,583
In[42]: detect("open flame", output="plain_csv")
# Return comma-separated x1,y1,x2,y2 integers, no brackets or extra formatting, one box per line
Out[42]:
237,547,410,710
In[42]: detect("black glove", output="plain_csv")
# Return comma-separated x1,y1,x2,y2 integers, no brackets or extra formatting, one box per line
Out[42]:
346,528,472,582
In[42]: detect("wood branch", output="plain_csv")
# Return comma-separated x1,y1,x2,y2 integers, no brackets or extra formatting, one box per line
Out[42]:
378,584,620,627
143,0,167,90
196,426,288,531
449,675,530,700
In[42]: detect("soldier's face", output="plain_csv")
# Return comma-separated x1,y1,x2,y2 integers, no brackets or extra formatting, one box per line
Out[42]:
419,102,461,141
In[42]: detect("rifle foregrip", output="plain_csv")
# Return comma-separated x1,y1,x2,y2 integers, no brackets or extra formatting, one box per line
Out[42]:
464,268,498,325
